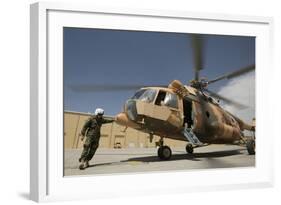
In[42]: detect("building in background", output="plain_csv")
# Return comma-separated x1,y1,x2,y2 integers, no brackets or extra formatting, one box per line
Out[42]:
64,111,186,149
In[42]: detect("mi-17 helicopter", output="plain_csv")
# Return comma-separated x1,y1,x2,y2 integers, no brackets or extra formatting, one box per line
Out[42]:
71,34,256,160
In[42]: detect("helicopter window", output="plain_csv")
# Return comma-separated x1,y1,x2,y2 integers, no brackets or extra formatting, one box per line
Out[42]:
140,89,157,103
131,89,157,103
163,92,178,109
155,90,166,106
155,91,178,109
131,89,146,99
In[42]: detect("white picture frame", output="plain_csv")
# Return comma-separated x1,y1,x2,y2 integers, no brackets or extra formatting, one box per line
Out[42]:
30,2,274,202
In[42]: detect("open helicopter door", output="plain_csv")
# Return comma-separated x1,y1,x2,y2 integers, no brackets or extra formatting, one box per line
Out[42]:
183,98,193,128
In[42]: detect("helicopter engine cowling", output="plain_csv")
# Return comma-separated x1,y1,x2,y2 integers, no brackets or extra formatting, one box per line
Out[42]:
210,121,241,142
168,80,190,97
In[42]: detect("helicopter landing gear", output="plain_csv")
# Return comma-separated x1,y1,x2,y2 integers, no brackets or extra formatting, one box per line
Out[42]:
158,146,172,160
157,137,172,160
246,139,255,155
185,143,194,154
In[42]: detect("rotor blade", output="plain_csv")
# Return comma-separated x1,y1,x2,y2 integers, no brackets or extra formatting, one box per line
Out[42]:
191,34,204,81
205,89,248,109
208,64,255,85
68,84,167,92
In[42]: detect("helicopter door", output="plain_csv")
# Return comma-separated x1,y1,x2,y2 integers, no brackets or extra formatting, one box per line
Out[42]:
183,98,193,128
153,90,182,128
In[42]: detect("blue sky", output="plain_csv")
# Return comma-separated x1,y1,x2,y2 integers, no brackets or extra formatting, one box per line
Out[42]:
63,27,255,116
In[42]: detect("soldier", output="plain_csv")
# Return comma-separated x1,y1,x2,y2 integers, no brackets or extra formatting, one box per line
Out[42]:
79,108,114,170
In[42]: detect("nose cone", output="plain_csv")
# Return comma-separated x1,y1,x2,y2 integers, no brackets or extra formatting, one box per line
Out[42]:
115,113,127,126
115,112,140,129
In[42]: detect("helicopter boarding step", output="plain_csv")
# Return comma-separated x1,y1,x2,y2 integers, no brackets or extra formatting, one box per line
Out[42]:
183,128,203,146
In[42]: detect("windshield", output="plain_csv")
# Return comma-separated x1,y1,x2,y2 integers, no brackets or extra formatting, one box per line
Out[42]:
131,89,157,103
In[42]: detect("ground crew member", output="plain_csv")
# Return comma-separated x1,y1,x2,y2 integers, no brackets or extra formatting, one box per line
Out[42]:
79,108,114,170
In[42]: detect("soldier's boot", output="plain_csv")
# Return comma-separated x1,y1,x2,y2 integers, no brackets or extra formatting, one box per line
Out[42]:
84,160,89,169
79,160,85,170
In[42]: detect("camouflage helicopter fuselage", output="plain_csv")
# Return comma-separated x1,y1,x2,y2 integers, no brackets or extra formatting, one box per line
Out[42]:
115,80,254,144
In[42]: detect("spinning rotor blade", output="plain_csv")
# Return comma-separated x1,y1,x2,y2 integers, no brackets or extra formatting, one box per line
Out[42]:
68,84,167,92
208,64,255,85
205,89,248,109
191,34,204,81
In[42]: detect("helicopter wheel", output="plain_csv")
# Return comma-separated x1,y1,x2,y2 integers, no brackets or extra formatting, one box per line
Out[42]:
186,144,194,154
158,146,172,160
246,139,255,155
157,147,163,158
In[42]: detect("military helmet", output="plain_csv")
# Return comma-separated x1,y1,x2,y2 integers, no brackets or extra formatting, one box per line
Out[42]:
95,108,104,115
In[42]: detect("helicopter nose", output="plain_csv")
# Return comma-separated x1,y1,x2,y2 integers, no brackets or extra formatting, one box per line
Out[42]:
115,112,140,129
115,113,127,126
125,99,138,121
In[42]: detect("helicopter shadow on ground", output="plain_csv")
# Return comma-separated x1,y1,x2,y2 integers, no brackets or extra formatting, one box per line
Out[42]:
73,148,245,169
122,149,244,163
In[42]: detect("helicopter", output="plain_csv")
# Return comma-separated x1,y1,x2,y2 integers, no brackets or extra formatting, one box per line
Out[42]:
70,34,256,160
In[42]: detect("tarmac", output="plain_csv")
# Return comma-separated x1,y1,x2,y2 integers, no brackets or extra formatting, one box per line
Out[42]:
64,144,255,176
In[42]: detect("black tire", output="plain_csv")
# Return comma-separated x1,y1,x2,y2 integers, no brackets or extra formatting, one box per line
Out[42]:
246,139,255,155
157,147,163,159
158,146,172,160
186,144,194,154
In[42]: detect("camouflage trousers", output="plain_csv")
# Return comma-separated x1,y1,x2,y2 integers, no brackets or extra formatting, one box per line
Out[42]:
79,136,100,162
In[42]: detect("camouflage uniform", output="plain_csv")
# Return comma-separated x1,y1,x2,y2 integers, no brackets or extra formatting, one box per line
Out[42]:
79,116,114,163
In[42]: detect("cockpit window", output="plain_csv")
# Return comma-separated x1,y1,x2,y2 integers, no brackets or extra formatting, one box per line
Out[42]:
131,89,157,103
163,92,178,109
155,90,178,109
131,89,146,100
